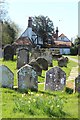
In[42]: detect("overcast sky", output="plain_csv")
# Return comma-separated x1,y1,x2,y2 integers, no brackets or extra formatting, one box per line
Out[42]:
7,0,79,41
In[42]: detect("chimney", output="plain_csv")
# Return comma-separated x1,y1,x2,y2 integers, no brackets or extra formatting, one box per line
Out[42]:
28,17,32,28
27,17,32,39
56,27,59,40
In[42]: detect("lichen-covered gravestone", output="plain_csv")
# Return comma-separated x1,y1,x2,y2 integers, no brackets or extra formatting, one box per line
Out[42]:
17,64,38,92
36,57,48,70
75,75,80,92
3,44,14,60
45,67,66,91
0,65,14,88
17,48,29,69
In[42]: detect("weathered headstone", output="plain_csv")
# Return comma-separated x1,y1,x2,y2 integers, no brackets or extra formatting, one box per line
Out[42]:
75,75,80,92
45,66,66,91
58,57,68,67
52,54,62,60
30,48,53,67
29,59,42,76
0,48,2,58
17,64,38,92
0,65,14,88
3,44,14,60
41,49,53,67
30,48,41,60
36,57,48,70
17,48,29,69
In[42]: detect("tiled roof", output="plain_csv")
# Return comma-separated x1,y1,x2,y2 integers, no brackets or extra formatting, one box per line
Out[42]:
13,37,33,45
54,40,72,47
59,33,66,37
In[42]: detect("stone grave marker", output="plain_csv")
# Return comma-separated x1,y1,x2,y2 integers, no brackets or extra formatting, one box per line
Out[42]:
0,48,2,58
29,59,42,76
0,65,14,88
45,66,66,91
30,48,41,60
75,75,80,92
3,44,14,60
58,57,68,67
52,54,62,60
17,48,29,69
41,49,53,67
17,64,38,92
36,57,48,70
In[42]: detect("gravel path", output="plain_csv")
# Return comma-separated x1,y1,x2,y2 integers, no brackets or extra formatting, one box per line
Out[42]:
65,56,80,64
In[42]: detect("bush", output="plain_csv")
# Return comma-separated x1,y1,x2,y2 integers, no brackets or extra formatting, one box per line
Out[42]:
70,46,78,55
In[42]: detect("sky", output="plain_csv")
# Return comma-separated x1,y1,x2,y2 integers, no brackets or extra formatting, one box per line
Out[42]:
6,0,79,41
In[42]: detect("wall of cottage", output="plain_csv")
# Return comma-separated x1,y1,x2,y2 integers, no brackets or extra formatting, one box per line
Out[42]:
60,48,70,55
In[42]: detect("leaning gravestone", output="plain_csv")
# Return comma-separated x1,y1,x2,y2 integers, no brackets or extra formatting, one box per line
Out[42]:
3,44,14,60
29,59,42,76
45,66,66,91
36,57,48,70
75,75,80,92
0,65,14,88
17,48,29,69
17,64,38,92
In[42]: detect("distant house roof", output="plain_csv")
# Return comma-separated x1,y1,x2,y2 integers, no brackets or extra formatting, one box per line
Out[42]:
54,40,72,48
13,36,33,46
59,33,66,37
58,33,70,42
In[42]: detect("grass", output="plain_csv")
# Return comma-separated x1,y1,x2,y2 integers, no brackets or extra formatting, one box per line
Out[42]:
1,87,78,118
0,56,79,118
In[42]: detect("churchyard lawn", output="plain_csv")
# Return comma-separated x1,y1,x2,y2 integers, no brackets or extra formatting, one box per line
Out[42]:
0,56,79,118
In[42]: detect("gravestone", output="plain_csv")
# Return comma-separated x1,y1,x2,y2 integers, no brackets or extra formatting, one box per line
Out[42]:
17,64,38,92
75,75,80,92
58,57,68,67
41,49,53,67
52,54,62,60
45,66,66,91
0,48,2,58
17,48,29,69
3,44,14,60
30,48,41,60
29,59,42,76
36,57,48,70
0,65,14,88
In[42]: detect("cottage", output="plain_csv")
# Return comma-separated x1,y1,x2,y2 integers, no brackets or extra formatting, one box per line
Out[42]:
13,17,43,50
52,30,72,55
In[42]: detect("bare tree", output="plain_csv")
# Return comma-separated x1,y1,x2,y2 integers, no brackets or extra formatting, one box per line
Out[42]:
0,0,8,22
